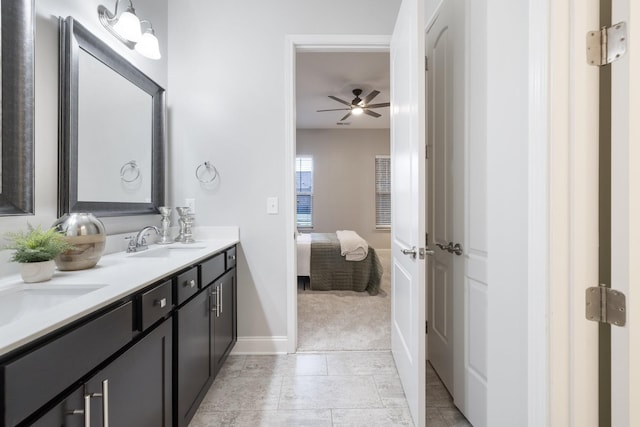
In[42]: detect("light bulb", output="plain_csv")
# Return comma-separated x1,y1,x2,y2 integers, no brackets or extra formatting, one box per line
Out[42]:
135,30,161,59
352,107,364,115
113,7,141,42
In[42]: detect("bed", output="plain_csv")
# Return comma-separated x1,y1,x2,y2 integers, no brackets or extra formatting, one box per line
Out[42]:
297,232,383,295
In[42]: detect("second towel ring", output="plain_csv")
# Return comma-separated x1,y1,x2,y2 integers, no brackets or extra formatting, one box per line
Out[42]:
120,160,140,183
196,161,218,183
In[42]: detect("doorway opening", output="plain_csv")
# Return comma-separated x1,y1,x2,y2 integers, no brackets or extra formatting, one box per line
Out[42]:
284,36,393,354
291,48,392,352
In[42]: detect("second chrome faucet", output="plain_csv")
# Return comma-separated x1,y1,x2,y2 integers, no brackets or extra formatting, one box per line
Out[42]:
126,226,160,253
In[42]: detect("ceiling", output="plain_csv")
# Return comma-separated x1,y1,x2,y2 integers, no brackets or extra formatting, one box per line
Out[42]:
296,52,390,129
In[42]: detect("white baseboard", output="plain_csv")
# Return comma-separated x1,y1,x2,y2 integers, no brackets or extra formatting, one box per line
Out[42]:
231,336,289,355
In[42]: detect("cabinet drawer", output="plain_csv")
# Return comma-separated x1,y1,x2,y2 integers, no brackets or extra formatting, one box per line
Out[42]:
201,253,225,287
226,246,236,270
139,280,172,331
2,302,133,427
176,267,199,305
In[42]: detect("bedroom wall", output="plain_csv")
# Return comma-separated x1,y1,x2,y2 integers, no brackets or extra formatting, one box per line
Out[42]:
167,0,401,351
296,129,390,249
0,0,168,277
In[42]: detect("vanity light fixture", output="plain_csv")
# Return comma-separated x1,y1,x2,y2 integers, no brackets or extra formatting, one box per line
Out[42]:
98,0,161,60
135,22,161,60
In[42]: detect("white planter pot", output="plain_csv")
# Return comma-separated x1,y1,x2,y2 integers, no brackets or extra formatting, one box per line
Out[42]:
20,260,56,283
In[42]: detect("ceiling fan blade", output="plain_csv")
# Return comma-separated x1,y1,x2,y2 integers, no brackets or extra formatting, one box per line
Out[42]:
366,102,391,109
363,90,380,105
316,108,351,112
364,109,381,118
328,95,352,106
340,111,352,121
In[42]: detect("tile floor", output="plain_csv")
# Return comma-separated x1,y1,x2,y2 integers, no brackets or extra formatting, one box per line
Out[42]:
189,352,471,427
426,363,472,427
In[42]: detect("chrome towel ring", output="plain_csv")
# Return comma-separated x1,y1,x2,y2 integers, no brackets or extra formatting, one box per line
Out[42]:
196,161,218,183
120,160,140,183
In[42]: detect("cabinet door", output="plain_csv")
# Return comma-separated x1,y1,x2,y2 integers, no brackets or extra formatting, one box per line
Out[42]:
212,269,237,375
176,289,212,427
30,386,84,427
86,319,172,427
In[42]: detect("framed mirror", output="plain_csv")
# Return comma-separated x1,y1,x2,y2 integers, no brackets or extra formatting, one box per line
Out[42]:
59,16,165,217
0,0,35,215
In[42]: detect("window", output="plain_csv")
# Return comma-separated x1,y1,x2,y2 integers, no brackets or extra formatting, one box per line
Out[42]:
296,156,313,228
375,155,391,228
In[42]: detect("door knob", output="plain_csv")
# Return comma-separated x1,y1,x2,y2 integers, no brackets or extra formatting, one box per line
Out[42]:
449,242,463,256
435,241,449,251
401,247,417,259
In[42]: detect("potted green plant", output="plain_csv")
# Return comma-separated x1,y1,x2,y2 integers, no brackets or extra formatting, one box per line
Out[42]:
4,224,74,283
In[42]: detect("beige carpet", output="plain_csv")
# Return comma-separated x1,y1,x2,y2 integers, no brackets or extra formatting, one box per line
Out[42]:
297,249,391,351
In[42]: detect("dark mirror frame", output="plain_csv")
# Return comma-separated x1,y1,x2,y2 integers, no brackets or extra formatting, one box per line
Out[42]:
0,0,35,215
59,16,165,217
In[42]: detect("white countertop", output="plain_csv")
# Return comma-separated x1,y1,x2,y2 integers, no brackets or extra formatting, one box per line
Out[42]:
0,227,239,358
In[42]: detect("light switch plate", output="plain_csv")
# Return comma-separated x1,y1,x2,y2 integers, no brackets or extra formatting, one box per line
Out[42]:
267,197,278,214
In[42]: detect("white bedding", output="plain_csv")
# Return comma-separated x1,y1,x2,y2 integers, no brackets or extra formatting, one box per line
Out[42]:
336,230,368,261
297,233,311,276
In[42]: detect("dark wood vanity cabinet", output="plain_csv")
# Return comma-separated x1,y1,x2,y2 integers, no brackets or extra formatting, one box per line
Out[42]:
31,319,172,427
0,244,237,427
212,268,237,374
176,287,211,426
176,247,237,427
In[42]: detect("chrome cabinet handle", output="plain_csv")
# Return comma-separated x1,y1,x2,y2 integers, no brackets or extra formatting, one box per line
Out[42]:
219,283,223,315
65,392,90,423
188,279,196,288
155,298,167,308
83,391,91,426
216,284,221,318
210,288,217,313
102,380,109,427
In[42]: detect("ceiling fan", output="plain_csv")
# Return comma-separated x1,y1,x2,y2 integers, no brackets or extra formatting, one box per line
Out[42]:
316,88,390,121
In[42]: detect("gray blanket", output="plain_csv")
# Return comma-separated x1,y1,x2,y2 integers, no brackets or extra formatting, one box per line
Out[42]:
309,233,383,295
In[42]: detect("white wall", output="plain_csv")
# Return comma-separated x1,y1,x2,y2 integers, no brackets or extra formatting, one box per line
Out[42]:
297,129,390,249
167,0,401,346
486,0,530,425
0,0,168,277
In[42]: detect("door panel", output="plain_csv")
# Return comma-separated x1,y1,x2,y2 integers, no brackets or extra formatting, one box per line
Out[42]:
426,0,454,396
390,0,426,425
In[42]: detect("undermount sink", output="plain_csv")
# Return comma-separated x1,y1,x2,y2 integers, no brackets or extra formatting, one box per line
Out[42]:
0,283,107,327
128,244,206,259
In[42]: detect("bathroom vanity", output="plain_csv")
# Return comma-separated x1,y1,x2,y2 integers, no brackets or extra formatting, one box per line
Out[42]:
0,232,239,427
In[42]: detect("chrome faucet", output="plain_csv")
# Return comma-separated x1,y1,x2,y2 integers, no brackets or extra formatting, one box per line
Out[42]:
126,226,160,253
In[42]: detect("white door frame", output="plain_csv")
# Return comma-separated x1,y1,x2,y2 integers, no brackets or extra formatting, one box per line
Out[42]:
546,0,600,425
284,34,391,353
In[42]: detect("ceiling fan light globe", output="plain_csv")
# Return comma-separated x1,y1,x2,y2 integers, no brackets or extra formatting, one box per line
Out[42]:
352,107,364,115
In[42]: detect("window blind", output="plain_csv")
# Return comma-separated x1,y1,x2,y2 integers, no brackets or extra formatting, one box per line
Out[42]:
296,156,313,228
375,155,391,228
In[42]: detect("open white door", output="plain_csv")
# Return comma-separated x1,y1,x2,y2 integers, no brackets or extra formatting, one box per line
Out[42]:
425,3,457,394
611,1,640,425
390,0,426,425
